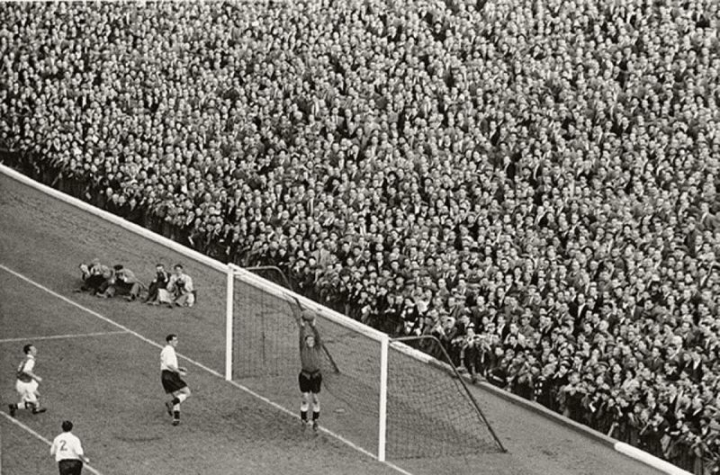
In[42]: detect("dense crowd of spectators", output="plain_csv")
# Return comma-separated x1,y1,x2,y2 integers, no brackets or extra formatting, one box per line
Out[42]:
2,0,720,471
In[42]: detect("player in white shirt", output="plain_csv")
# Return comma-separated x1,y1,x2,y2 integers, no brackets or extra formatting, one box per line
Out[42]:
160,334,191,426
8,344,47,416
51,420,89,475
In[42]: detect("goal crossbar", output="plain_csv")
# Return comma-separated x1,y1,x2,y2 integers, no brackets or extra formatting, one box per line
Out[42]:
227,263,388,342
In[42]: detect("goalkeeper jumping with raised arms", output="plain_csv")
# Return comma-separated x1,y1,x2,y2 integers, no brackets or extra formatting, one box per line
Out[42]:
296,308,323,432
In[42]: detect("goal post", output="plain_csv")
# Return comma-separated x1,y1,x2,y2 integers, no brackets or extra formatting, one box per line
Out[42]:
378,331,389,462
225,263,235,381
225,263,504,461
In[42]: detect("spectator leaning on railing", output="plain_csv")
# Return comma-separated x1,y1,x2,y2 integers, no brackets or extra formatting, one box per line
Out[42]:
2,0,720,472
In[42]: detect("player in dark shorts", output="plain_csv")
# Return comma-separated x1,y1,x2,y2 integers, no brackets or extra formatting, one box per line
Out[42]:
161,369,187,394
296,310,323,431
160,334,191,426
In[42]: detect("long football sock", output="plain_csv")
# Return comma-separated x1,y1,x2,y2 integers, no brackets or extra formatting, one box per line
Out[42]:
300,400,309,421
312,401,320,420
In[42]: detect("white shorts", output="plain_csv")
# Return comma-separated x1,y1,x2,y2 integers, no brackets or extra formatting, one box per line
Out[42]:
16,379,39,403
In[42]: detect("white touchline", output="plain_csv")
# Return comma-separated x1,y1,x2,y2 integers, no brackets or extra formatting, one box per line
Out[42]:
0,331,129,344
0,264,415,475
0,412,104,475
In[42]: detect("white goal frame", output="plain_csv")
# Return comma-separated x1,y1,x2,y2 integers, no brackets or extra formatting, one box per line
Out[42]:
225,263,390,461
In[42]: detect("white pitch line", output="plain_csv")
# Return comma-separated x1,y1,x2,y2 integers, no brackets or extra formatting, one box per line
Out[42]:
0,264,415,475
0,412,104,475
0,330,128,344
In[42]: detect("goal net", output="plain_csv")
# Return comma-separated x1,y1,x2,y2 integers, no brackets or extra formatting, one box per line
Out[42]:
228,265,504,460
387,337,505,458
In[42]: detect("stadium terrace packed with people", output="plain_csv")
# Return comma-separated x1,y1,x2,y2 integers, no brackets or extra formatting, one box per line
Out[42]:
2,0,720,471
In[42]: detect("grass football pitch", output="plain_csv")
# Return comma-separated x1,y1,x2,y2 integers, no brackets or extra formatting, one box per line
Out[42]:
0,172,662,475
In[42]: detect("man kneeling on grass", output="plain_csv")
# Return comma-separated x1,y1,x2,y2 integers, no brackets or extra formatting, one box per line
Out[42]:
145,264,171,305
97,265,144,301
162,264,195,308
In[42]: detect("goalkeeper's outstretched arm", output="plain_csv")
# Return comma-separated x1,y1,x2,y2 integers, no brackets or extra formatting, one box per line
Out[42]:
290,296,321,344
289,296,305,327
297,310,321,348
308,317,321,344
291,299,306,349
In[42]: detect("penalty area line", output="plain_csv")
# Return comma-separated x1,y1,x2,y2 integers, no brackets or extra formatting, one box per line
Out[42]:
0,264,415,475
0,330,129,344
0,412,105,475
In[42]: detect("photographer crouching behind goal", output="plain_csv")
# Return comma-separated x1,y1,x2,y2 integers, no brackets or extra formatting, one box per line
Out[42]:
77,258,112,295
163,264,195,308
295,309,323,432
97,265,144,301
145,264,170,305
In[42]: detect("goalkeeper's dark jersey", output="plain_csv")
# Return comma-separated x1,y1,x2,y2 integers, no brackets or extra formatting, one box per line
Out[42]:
299,326,322,373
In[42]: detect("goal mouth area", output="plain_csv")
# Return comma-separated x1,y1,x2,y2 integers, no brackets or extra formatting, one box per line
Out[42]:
227,265,506,461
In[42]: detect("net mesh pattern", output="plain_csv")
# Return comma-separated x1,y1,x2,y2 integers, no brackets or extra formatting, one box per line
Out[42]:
233,269,381,454
386,343,503,458
233,268,503,459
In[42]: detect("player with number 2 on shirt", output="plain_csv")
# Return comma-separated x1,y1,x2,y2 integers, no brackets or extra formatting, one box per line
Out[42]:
51,420,89,475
